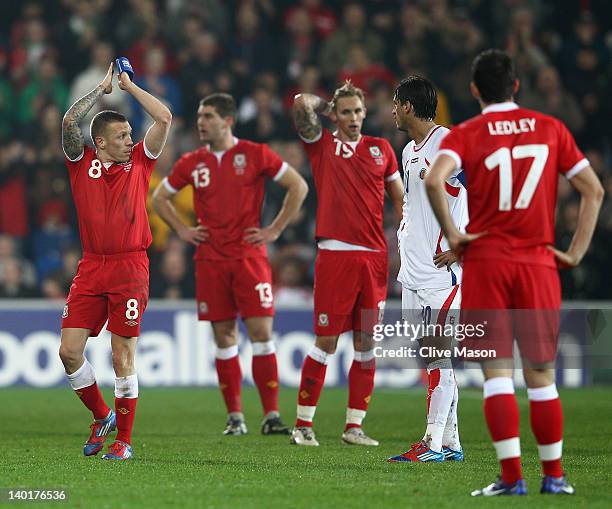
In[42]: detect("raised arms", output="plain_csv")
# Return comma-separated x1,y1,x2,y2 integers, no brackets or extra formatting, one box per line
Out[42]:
62,62,113,160
117,71,172,158
292,93,331,142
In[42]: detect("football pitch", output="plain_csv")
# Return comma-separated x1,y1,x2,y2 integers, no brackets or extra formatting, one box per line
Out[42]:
2,386,611,508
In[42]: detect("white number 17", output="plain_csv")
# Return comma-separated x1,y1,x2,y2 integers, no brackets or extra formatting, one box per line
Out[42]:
484,144,549,211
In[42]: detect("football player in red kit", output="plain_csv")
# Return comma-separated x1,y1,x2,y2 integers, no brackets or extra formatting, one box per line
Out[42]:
153,93,308,435
290,81,404,446
59,62,172,460
426,49,603,495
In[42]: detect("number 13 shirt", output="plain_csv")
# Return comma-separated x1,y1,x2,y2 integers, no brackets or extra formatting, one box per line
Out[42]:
163,138,288,260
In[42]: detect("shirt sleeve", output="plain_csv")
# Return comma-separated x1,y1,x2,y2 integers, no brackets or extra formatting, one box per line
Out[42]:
133,141,157,178
556,120,589,179
165,154,191,193
383,139,400,181
300,128,329,160
65,145,92,174
259,143,287,180
437,127,465,171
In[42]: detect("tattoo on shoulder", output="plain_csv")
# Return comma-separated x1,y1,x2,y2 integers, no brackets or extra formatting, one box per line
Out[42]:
62,86,104,159
293,107,322,141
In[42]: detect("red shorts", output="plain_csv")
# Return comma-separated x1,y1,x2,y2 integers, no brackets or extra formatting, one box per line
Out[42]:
62,251,149,338
195,256,274,322
460,259,561,364
313,250,388,336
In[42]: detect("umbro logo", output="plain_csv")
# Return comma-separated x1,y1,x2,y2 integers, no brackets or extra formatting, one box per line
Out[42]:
118,407,129,415
125,320,138,326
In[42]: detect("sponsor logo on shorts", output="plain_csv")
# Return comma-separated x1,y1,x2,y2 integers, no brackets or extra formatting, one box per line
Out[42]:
318,313,329,327
233,153,246,174
125,320,138,327
62,305,69,318
199,301,208,314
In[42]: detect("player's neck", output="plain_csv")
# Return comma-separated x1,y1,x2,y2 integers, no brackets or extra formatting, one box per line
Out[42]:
334,130,362,143
95,149,116,163
410,121,437,145
208,133,236,153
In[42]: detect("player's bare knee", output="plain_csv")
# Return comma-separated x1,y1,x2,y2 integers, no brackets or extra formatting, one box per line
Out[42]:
212,320,237,348
58,344,82,370
248,327,271,343
523,366,555,388
315,336,338,354
111,351,134,374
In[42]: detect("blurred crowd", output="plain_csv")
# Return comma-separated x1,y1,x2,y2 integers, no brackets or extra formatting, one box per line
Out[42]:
0,0,610,303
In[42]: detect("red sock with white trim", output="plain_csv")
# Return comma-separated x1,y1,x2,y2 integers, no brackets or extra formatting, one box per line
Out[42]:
115,374,138,445
215,345,242,414
251,341,279,416
295,346,329,428
483,377,523,484
66,358,110,420
528,384,564,477
345,350,375,431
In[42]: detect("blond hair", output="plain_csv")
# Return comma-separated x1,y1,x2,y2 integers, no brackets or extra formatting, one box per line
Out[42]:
331,80,365,111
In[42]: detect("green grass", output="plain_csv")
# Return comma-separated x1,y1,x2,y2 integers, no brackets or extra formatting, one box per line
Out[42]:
1,386,611,508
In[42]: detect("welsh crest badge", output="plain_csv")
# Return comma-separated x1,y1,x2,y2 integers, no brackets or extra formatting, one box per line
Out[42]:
233,153,246,174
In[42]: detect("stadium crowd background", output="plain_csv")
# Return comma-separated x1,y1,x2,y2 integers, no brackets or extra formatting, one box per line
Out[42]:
0,0,610,303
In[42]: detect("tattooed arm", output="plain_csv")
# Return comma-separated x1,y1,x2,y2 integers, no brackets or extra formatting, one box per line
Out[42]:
292,93,331,142
62,62,113,160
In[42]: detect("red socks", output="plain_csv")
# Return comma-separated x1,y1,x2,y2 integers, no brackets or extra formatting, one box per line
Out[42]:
215,346,242,414
76,383,110,421
528,384,564,477
296,347,328,427
252,350,279,415
345,353,375,430
115,397,137,444
483,378,523,484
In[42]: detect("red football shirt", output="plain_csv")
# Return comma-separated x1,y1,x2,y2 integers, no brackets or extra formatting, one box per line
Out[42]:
302,129,399,251
438,102,588,266
65,141,157,255
165,138,286,260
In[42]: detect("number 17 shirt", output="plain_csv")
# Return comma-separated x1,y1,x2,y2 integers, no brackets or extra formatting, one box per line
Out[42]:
438,102,588,267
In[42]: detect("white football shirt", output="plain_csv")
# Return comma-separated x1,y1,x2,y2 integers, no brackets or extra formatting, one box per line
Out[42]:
397,125,468,290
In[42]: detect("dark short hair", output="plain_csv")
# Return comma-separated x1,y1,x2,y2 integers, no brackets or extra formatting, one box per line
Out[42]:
472,49,516,103
200,93,236,118
331,80,365,111
394,76,437,120
90,110,128,143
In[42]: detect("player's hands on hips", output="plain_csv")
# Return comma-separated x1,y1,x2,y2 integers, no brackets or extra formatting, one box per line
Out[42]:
548,246,580,269
100,62,113,94
433,250,457,271
178,225,209,246
118,68,134,91
243,226,280,246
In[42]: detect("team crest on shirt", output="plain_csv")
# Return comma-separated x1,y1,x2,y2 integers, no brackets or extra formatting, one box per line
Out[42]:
233,153,246,175
62,305,68,318
369,146,384,166
419,168,427,179
122,162,132,172
199,301,208,314
318,313,329,327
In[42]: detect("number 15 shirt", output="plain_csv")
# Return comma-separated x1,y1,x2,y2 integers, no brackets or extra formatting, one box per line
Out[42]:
438,102,588,267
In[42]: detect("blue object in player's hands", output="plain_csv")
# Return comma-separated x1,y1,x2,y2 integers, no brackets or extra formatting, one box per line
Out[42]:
115,57,134,80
